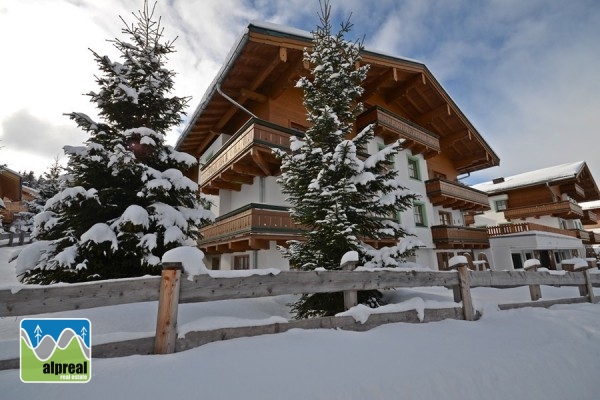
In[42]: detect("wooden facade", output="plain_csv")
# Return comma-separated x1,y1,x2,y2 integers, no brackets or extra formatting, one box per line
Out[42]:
176,22,501,262
0,169,24,225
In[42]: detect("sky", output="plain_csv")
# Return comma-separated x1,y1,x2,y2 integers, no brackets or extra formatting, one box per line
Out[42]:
1,0,599,186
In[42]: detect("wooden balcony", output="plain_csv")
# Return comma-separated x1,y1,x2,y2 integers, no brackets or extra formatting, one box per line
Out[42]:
570,229,591,243
425,178,490,212
431,225,489,249
588,231,600,244
0,201,26,225
199,204,303,254
357,106,440,159
199,119,296,195
200,204,408,254
582,209,598,225
487,222,577,238
503,200,584,220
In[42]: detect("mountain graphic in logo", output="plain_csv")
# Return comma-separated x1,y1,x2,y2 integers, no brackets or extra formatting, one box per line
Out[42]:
20,318,91,383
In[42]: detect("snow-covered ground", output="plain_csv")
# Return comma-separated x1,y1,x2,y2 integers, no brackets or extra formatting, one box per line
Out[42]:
1,245,600,399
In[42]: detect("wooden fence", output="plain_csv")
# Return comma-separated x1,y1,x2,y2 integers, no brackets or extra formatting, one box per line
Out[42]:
0,231,30,247
0,262,598,370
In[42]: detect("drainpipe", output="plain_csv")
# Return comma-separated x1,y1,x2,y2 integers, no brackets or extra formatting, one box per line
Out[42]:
457,172,470,181
216,83,257,119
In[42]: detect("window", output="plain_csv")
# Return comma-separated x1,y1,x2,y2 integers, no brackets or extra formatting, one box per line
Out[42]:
211,257,221,271
413,202,427,227
494,199,507,211
407,156,421,180
233,255,250,270
439,211,452,226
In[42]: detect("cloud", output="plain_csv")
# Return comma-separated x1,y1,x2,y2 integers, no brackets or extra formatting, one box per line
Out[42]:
1,109,84,158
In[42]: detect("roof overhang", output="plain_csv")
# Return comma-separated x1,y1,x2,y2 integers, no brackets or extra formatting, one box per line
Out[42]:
176,21,499,174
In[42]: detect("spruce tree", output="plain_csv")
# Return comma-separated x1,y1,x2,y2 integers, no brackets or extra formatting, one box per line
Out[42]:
22,1,213,284
277,2,420,318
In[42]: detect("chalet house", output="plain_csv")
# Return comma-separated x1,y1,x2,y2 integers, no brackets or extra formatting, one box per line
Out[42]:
470,161,600,270
176,21,499,271
0,168,24,226
580,200,600,245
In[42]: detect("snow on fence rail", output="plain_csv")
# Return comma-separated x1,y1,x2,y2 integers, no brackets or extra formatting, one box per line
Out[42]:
0,261,599,370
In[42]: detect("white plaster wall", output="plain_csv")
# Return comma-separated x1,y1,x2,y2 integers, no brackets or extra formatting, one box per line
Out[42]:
257,242,290,270
264,176,288,206
230,177,260,210
473,194,509,226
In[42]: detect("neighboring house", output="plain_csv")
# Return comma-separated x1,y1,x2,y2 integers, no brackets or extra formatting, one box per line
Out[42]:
176,21,499,271
470,161,600,270
0,168,25,226
579,200,600,254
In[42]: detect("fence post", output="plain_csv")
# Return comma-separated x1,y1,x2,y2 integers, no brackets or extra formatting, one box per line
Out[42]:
524,264,542,301
154,262,183,355
7,233,13,247
582,269,596,303
341,260,358,310
452,263,474,321
573,264,593,298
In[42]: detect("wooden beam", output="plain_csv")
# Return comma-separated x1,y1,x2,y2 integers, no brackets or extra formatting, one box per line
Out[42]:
219,171,254,185
268,53,304,100
361,69,394,101
440,129,470,148
229,241,251,252
211,180,242,191
252,149,274,175
230,163,267,177
240,88,267,103
201,187,219,196
279,47,287,62
384,73,426,104
250,238,270,250
215,51,284,130
454,152,488,170
415,103,451,127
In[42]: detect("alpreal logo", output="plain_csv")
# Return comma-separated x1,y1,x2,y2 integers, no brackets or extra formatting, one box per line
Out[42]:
20,318,91,383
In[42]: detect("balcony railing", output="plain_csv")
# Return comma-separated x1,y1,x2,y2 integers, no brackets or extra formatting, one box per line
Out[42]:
357,106,440,159
582,209,598,225
199,204,302,253
425,178,490,212
430,225,489,249
570,229,592,243
487,222,577,238
199,119,297,194
503,200,584,220
590,231,600,244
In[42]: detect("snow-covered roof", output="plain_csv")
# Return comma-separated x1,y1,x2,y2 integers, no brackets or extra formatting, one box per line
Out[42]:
472,161,586,194
580,200,600,210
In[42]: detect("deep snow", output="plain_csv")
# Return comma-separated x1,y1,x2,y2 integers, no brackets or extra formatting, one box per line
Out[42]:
1,245,600,399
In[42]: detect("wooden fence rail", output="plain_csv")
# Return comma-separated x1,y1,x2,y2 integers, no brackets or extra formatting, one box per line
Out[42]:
0,263,599,370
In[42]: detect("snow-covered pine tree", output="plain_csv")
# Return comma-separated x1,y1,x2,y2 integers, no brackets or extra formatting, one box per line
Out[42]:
21,1,213,284
277,2,420,318
18,157,64,233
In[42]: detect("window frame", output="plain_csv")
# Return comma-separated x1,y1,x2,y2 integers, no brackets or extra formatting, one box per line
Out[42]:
494,199,507,211
407,155,421,181
233,255,250,270
413,201,428,227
